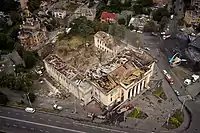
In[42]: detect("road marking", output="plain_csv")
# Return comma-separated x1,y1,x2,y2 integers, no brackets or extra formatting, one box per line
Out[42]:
40,118,44,120
40,129,44,132
56,121,60,123
45,131,49,133
21,126,26,129
73,122,128,133
0,115,86,133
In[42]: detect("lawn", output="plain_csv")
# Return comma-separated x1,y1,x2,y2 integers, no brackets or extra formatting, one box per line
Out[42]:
163,109,184,129
153,87,167,100
128,108,148,119
65,3,80,12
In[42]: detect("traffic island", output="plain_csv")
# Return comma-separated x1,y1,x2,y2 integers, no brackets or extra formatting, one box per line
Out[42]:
153,87,167,100
127,108,148,119
162,109,184,129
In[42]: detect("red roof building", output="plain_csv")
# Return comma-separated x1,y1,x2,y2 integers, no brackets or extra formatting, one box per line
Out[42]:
100,11,116,23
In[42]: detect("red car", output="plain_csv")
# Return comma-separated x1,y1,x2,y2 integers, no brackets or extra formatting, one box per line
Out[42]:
163,70,174,85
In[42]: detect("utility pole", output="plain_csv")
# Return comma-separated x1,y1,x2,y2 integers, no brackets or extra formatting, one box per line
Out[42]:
166,113,171,126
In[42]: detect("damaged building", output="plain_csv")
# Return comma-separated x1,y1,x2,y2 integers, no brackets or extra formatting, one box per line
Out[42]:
18,9,48,51
44,31,155,110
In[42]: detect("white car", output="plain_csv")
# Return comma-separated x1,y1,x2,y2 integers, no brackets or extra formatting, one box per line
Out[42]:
137,31,143,34
170,15,174,20
192,74,199,82
25,107,36,113
174,90,180,96
144,47,150,51
161,32,165,35
184,79,192,86
53,104,63,111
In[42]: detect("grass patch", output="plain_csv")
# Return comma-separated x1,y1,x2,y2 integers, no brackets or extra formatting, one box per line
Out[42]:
128,108,148,119
65,3,80,12
153,87,167,100
163,109,184,129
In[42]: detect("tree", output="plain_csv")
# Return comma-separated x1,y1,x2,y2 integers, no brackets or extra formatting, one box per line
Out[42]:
27,0,41,12
0,0,19,13
28,92,36,103
152,8,170,22
0,33,15,51
144,21,156,32
70,17,95,37
136,0,153,7
159,16,169,31
23,51,37,69
132,4,143,14
118,18,126,25
0,92,8,105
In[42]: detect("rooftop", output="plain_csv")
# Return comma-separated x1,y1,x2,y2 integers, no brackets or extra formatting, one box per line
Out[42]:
86,47,154,93
44,54,78,80
100,11,116,20
94,31,124,49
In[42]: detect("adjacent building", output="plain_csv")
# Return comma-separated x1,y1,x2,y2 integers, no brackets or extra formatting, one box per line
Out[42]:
53,9,67,19
184,10,200,26
44,31,155,110
100,11,117,23
18,17,48,51
72,0,102,21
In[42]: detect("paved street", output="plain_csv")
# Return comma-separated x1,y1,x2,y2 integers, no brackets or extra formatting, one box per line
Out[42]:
0,106,150,133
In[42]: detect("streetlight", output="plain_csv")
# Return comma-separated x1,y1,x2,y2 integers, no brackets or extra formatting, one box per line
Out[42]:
166,113,171,126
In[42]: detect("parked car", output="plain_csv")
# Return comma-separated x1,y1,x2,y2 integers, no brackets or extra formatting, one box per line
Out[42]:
184,79,192,86
163,70,174,85
25,107,36,113
144,47,151,51
174,90,180,96
53,104,63,111
192,74,199,82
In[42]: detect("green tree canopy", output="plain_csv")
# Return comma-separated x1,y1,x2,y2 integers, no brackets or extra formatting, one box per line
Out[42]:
28,92,36,103
0,33,15,51
23,51,37,69
136,0,153,7
152,8,170,22
0,92,9,105
70,17,95,37
0,0,19,13
27,0,41,12
118,18,126,25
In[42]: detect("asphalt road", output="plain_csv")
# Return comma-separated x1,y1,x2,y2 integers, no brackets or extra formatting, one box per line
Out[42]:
0,107,149,133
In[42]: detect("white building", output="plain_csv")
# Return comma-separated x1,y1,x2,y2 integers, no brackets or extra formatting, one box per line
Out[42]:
53,10,67,19
44,32,155,109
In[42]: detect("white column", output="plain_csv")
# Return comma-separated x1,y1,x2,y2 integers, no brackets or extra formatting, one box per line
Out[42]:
129,88,132,98
137,83,141,94
141,80,145,91
133,85,137,97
